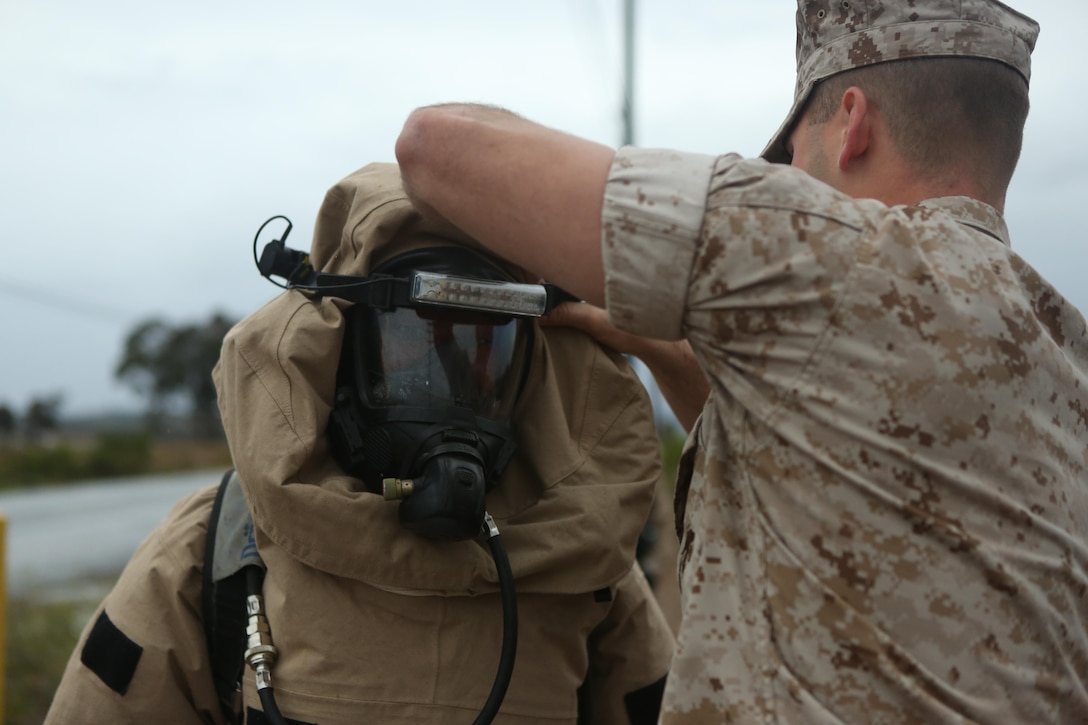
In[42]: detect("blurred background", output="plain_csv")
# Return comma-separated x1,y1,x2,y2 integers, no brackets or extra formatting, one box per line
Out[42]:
2,0,1085,720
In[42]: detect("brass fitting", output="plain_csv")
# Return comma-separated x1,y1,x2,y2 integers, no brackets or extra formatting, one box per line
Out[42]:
382,477,415,501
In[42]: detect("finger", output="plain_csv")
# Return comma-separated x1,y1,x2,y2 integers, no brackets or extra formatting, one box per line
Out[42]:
542,301,610,335
540,301,587,327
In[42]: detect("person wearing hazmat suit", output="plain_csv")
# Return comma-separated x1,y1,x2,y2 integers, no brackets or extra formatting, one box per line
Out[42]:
45,162,675,725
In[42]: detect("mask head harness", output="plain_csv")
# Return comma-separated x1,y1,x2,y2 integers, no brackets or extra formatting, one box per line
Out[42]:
254,217,576,541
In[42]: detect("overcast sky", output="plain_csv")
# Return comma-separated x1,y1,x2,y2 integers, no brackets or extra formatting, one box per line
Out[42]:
2,0,1085,417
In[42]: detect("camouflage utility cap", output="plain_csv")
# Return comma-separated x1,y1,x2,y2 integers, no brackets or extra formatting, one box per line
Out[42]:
762,0,1040,163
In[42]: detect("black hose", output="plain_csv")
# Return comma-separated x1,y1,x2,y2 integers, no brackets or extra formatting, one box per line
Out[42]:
245,565,264,600
258,686,288,725
473,513,519,725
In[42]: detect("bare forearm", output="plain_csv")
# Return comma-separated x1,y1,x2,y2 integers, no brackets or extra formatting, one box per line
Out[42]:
542,302,709,431
396,103,615,306
634,338,709,432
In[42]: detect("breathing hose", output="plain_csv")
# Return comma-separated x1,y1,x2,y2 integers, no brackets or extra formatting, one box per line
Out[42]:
474,512,519,725
244,511,519,725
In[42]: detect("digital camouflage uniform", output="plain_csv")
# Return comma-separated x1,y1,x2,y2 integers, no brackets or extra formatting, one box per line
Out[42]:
601,1,1088,723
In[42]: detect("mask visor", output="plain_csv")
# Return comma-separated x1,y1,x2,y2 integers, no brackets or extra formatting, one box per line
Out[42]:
363,306,530,421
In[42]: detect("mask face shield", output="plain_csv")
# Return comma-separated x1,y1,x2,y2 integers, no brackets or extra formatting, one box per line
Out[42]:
361,305,530,422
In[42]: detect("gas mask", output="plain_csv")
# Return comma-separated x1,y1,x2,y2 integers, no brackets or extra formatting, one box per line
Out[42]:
254,225,574,541
328,247,534,541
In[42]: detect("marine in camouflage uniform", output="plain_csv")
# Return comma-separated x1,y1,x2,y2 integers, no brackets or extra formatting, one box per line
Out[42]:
395,0,1088,722
601,3,1088,720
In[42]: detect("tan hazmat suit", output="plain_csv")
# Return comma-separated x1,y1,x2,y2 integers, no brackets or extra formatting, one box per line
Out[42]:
45,163,675,724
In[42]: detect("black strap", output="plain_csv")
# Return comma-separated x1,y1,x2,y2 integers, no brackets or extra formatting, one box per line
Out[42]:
202,469,251,724
542,283,580,313
311,273,410,308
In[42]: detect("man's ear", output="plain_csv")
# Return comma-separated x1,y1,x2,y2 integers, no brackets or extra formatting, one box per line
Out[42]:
837,87,871,171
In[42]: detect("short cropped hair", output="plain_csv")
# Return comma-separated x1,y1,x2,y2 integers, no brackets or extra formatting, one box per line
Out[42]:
805,57,1030,194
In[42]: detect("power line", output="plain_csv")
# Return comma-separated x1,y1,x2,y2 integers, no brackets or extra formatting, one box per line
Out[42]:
0,274,133,324
622,0,636,146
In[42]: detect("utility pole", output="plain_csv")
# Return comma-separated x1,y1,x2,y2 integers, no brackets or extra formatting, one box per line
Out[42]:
622,0,635,146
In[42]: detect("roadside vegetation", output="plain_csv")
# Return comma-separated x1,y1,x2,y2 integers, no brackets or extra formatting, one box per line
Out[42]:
6,589,107,725
0,434,232,490
0,309,237,491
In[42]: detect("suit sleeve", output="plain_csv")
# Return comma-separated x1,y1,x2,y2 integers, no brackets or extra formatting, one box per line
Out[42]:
44,484,226,725
584,562,675,725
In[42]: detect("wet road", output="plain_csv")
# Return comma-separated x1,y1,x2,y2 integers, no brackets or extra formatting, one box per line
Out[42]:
0,469,219,596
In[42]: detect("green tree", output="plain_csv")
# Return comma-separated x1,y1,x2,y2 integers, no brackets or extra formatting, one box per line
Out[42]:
0,402,15,439
24,394,62,442
116,311,236,436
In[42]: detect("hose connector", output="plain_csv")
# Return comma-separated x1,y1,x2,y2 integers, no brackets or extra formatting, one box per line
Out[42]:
482,511,500,539
383,477,415,501
244,593,278,691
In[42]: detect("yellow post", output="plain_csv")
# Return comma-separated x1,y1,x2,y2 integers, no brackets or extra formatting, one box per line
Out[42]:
0,512,6,725
0,507,5,722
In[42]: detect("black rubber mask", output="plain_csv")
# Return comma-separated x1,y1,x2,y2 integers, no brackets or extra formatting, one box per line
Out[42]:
328,247,533,541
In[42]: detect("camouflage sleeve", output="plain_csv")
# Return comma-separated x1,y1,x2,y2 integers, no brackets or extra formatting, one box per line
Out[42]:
44,484,226,725
603,151,873,419
601,146,717,342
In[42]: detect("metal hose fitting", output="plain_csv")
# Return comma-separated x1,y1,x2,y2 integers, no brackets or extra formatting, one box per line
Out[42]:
244,593,278,691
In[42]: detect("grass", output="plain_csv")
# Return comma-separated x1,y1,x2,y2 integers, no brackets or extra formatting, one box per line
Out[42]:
5,583,111,725
0,435,233,490
147,438,233,473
